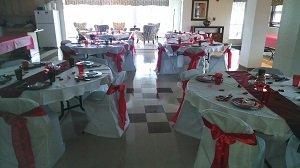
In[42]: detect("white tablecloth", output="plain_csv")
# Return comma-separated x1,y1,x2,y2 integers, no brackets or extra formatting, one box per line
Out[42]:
185,73,293,140
68,43,125,55
0,63,112,105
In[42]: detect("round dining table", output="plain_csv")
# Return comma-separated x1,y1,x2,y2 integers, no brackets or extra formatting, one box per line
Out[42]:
184,73,292,139
0,61,113,105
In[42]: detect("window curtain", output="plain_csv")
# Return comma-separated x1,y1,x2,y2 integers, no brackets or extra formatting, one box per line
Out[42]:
65,0,169,6
272,0,283,6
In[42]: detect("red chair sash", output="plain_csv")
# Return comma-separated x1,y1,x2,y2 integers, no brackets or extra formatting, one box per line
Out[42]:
106,48,125,72
156,46,166,73
223,48,232,69
171,44,181,52
129,36,136,54
171,80,188,123
202,118,257,168
106,84,127,130
0,106,46,168
184,50,206,70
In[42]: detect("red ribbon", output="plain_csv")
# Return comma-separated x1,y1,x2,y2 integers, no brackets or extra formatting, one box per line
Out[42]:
202,118,257,168
171,80,189,123
106,84,127,130
156,46,166,73
171,44,181,52
0,106,46,168
184,50,206,70
106,48,125,72
223,48,232,69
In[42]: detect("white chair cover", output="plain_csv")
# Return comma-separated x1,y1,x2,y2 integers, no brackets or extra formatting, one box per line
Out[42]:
157,43,179,74
83,71,129,138
173,69,204,139
286,135,300,168
123,39,136,71
0,98,65,168
194,109,266,168
173,100,204,139
179,46,206,73
104,47,125,74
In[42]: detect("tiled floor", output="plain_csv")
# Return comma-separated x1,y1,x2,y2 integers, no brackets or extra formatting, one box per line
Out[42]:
50,43,268,168
53,48,200,168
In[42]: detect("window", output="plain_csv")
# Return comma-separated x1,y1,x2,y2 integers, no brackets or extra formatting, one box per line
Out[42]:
269,5,282,27
229,2,246,39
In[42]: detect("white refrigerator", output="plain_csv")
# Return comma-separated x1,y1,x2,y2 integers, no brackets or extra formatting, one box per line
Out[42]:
34,10,62,48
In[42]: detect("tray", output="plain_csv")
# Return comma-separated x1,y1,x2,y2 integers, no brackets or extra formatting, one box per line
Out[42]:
231,97,263,110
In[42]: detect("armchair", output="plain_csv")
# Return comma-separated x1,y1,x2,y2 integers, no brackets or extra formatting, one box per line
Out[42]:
94,25,109,32
136,23,160,44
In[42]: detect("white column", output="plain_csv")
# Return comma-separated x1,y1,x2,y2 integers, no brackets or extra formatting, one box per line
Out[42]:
273,0,300,76
240,0,271,68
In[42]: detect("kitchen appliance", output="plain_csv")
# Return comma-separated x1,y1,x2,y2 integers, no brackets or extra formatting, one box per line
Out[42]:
34,10,62,48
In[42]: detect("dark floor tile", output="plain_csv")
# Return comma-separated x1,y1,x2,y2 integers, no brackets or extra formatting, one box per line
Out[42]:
166,112,176,121
157,88,173,93
142,93,159,99
129,113,147,123
144,105,165,113
147,122,171,133
126,88,142,93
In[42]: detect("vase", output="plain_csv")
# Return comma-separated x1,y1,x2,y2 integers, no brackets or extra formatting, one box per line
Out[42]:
203,20,211,27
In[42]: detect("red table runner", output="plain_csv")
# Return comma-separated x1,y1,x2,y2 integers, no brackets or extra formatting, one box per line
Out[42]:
227,71,300,139
0,61,70,98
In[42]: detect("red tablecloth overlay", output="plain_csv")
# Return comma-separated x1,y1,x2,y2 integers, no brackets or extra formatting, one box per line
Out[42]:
0,61,70,98
0,35,34,55
227,71,300,139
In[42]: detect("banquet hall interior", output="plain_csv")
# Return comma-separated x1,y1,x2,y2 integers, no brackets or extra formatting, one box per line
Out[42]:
0,0,300,167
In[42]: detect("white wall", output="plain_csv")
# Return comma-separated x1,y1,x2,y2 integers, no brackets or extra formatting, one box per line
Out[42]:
240,0,271,68
273,0,300,76
181,0,233,42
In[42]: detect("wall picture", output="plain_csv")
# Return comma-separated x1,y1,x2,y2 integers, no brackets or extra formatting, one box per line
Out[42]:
191,0,209,21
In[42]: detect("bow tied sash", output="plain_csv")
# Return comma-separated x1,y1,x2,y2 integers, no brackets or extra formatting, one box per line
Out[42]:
156,46,166,73
202,118,257,168
106,84,127,130
223,48,232,69
184,50,206,70
0,106,46,168
106,48,125,72
171,80,189,123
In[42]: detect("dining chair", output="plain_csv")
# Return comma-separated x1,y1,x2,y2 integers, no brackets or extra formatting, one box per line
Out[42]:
203,43,232,73
74,22,88,33
156,43,179,74
251,67,284,76
286,135,300,168
122,38,136,71
172,69,204,139
180,46,206,73
0,98,65,168
83,71,130,138
60,41,86,62
194,109,266,168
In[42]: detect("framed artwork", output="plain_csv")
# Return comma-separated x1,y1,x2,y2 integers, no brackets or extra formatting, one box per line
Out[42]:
191,0,209,21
